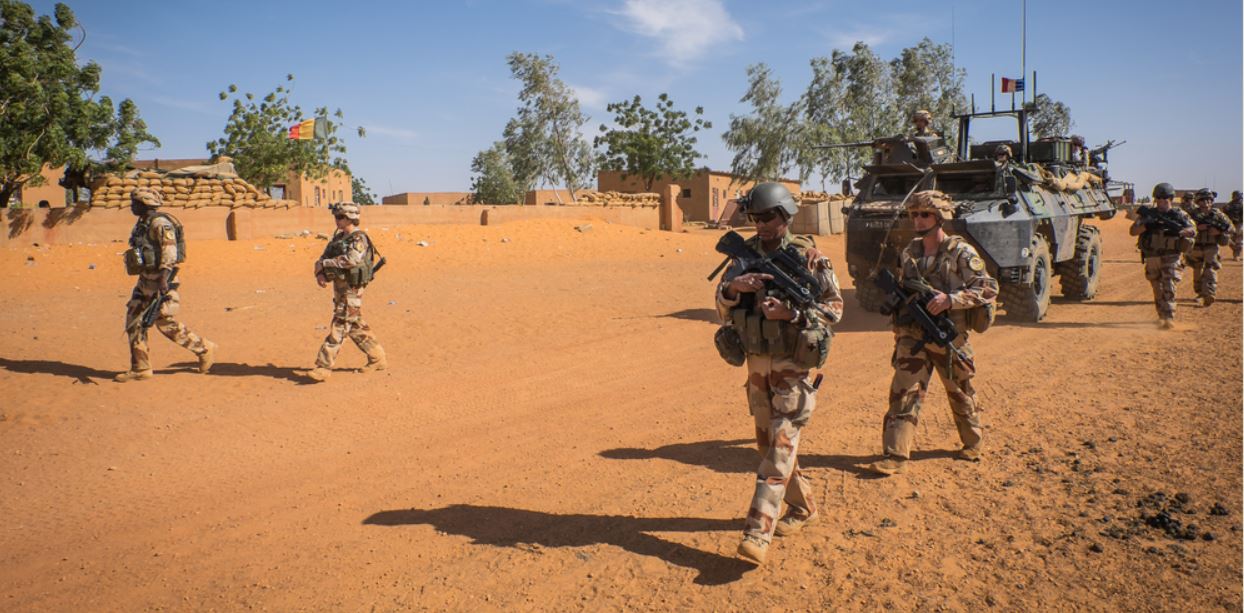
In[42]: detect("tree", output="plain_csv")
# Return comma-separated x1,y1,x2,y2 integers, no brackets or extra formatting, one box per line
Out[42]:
207,74,359,190
470,141,523,204
890,38,966,148
593,93,711,191
796,52,850,190
351,176,376,204
502,52,594,201
1027,93,1073,139
722,64,803,184
0,1,158,207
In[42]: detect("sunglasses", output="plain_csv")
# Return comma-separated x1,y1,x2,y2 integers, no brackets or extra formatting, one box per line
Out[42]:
748,211,781,223
909,211,936,219
334,214,349,221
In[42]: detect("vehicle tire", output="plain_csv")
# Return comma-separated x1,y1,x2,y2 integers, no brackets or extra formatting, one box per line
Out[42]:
1000,235,1052,322
1056,224,1102,300
854,274,885,313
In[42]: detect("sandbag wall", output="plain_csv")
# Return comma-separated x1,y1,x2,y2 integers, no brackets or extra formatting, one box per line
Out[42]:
88,172,297,209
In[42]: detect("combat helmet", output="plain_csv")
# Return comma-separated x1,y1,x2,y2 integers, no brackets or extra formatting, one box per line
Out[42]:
1194,188,1215,202
993,144,1013,159
912,109,932,123
130,187,164,208
1152,183,1176,199
330,202,361,221
741,183,799,219
907,190,955,220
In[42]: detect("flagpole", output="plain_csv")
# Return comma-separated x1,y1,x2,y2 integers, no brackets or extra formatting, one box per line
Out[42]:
1021,0,1027,106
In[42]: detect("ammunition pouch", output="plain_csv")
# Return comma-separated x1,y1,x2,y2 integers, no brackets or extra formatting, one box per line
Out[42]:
965,302,996,334
714,326,746,367
1216,234,1230,247
1142,233,1192,256
345,259,374,287
792,326,831,369
730,307,829,368
123,245,157,275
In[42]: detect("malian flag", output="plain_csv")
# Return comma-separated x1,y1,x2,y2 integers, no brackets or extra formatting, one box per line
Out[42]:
1001,77,1025,93
288,118,326,140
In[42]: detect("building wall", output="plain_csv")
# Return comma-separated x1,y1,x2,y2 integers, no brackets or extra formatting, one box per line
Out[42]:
596,170,799,223
286,169,351,208
524,189,574,205
9,165,69,208
382,192,473,205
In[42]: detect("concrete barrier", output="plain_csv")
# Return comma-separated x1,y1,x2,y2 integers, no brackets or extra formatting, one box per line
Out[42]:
1,203,663,247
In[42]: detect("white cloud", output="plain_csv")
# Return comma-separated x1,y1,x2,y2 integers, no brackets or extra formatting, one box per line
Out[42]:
364,123,419,142
826,27,892,50
570,84,608,110
611,0,744,67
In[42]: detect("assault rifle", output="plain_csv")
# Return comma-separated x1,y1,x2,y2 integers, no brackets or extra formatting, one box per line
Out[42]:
712,231,833,320
874,268,964,357
1135,206,1190,236
1189,209,1232,234
139,266,180,329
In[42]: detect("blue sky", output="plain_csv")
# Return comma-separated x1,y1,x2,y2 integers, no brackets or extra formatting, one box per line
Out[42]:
32,0,1243,197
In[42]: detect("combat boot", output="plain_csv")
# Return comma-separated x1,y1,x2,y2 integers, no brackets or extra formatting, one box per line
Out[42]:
957,445,982,462
869,456,908,476
114,369,154,383
737,534,768,565
198,341,217,374
361,357,387,373
1159,318,1175,330
360,342,387,372
299,367,332,382
774,508,818,537
1201,295,1215,307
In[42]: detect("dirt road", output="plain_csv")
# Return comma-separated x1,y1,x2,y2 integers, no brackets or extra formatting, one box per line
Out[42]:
1,216,1240,611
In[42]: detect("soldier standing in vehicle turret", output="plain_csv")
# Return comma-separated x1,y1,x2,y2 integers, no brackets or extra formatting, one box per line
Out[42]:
911,110,938,137
1185,188,1236,307
115,188,216,382
299,203,386,382
870,190,998,477
715,183,843,566
1131,183,1196,329
1225,190,1243,260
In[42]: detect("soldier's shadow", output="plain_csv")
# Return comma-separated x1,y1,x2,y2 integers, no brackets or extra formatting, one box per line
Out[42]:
600,439,956,479
362,504,752,585
0,357,112,384
165,361,308,383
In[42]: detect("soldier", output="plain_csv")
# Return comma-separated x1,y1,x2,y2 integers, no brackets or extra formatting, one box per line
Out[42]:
299,203,386,382
911,109,937,137
115,188,216,382
1185,188,1236,306
1224,190,1243,260
870,190,998,476
1070,135,1087,165
714,183,843,565
1130,183,1195,329
994,144,1013,166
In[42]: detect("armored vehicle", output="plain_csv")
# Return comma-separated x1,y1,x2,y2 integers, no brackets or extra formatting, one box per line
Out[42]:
841,108,1118,322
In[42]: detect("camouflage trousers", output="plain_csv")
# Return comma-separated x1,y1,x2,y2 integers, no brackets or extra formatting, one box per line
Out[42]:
315,282,384,369
1144,254,1184,319
882,334,982,459
1231,229,1242,259
743,353,817,545
125,277,210,372
1186,244,1222,299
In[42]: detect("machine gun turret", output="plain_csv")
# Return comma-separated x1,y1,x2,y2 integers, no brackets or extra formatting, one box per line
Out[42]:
814,135,955,168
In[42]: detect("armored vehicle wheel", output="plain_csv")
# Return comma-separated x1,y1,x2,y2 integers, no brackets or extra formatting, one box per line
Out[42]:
1057,225,1103,300
854,275,885,313
1001,236,1052,322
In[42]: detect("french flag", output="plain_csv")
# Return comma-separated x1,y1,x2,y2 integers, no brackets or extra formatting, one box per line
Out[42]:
1001,77,1025,93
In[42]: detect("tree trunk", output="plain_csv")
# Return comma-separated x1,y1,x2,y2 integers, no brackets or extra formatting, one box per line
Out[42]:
0,182,18,209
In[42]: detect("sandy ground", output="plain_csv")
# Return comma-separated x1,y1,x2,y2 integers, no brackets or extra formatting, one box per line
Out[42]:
0,215,1240,611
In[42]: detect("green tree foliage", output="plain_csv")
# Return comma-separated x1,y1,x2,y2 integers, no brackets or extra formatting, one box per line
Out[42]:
351,176,376,204
207,74,358,190
0,1,158,206
1027,93,1073,139
890,38,966,148
796,53,850,190
593,93,710,192
722,64,803,184
470,141,523,204
501,52,594,201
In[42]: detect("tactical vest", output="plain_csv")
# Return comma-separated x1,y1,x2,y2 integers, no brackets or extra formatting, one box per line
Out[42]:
124,212,185,275
726,234,830,368
899,236,995,335
1138,210,1192,256
321,230,377,287
1192,209,1231,246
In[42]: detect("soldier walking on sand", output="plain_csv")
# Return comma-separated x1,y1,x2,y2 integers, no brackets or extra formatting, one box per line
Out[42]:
714,183,843,566
1224,190,1243,260
870,190,998,477
299,203,386,382
115,188,216,382
1185,188,1236,307
1131,183,1195,329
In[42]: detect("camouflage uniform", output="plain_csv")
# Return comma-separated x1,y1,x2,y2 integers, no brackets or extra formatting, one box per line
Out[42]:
1185,205,1235,304
1135,207,1194,320
911,110,937,137
882,235,998,462
1224,193,1243,259
715,232,843,550
310,205,385,376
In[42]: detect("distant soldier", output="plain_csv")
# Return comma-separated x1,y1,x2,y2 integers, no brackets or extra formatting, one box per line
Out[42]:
714,183,843,565
1130,183,1196,329
300,203,386,382
994,144,1013,166
870,190,998,476
1224,190,1243,260
911,109,938,137
1185,188,1236,306
115,188,216,382
1070,135,1087,165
